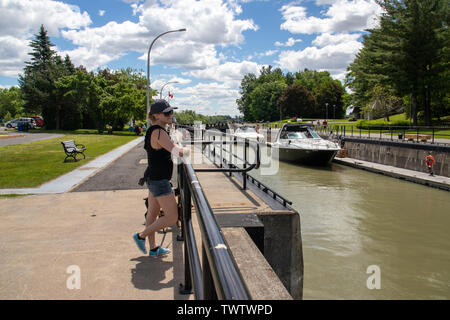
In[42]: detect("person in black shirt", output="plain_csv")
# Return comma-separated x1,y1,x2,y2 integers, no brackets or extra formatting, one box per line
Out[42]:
133,100,189,257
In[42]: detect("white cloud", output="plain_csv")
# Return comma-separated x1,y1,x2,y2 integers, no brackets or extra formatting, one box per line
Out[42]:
60,0,257,73
277,40,363,80
312,33,362,47
280,0,382,34
277,1,382,81
0,0,91,77
188,60,261,86
274,37,302,47
132,0,257,45
99,10,105,16
0,0,91,38
175,81,241,115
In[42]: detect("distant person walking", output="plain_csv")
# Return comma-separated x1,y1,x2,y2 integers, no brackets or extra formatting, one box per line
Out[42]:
132,99,189,257
426,152,435,176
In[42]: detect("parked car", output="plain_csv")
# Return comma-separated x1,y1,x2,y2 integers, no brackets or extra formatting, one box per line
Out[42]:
31,116,44,127
5,117,36,129
5,118,20,128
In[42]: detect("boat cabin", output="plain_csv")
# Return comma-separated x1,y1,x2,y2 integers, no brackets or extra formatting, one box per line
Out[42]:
278,123,320,140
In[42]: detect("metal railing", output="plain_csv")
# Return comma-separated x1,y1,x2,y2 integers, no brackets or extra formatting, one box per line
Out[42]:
315,124,450,145
176,125,292,206
175,126,294,299
177,161,250,300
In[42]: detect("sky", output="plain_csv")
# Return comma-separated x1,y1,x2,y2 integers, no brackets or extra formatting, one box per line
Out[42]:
0,0,383,116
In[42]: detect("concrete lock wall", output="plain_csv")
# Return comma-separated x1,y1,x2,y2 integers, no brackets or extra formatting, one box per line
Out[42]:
343,139,450,177
256,211,304,300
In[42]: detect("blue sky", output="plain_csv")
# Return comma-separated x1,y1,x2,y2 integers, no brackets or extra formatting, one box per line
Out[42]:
0,0,383,115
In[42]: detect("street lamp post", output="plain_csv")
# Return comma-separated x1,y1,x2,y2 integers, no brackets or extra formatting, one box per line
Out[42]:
159,81,179,99
333,104,336,119
325,103,328,120
146,28,186,127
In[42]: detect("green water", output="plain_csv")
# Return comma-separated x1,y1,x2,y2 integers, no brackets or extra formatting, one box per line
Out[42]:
249,146,450,299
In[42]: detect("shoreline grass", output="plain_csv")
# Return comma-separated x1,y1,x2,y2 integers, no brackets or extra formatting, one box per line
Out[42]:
0,133,138,188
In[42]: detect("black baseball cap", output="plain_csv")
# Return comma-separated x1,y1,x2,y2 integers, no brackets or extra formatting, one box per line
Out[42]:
150,99,178,114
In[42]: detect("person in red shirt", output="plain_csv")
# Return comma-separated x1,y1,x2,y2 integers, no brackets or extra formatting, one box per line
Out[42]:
426,152,435,176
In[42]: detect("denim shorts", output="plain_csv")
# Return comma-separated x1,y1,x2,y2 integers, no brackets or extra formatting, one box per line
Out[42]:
147,179,173,198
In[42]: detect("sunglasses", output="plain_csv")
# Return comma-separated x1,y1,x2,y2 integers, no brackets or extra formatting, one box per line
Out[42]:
163,110,173,117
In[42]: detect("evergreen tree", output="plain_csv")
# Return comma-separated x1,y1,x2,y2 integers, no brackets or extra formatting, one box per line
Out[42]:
19,25,79,129
347,0,449,125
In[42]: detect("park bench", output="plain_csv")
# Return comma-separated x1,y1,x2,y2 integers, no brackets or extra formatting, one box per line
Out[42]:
61,140,86,162
404,134,431,142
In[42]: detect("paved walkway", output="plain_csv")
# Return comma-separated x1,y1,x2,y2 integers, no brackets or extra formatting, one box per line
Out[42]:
0,136,144,195
0,135,191,300
0,131,65,147
0,189,188,299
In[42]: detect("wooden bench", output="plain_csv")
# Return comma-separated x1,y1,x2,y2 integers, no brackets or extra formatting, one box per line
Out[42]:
404,134,431,142
61,140,86,162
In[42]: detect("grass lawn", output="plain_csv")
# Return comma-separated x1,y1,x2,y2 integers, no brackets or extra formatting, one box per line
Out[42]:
0,133,138,188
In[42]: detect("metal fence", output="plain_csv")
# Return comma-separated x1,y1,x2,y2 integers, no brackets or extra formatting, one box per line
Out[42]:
315,125,450,145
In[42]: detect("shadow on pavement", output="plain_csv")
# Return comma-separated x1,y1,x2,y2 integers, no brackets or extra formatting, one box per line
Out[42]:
130,257,175,291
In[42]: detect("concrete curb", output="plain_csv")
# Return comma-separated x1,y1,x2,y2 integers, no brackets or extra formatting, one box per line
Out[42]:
0,136,144,195
0,134,25,139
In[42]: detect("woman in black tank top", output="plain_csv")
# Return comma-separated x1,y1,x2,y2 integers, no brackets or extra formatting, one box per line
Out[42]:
132,100,189,256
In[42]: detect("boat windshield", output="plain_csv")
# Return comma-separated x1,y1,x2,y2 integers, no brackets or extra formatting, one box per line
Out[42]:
285,132,305,139
236,127,256,133
307,128,321,139
280,126,320,139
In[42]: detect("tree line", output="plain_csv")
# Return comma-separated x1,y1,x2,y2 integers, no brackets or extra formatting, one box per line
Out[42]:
14,25,149,131
0,25,152,131
237,66,347,122
346,0,449,126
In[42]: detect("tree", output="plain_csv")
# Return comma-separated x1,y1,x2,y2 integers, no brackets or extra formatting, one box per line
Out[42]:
93,68,148,131
295,69,345,118
237,67,345,121
277,84,316,118
19,25,75,129
237,66,287,122
249,81,287,121
54,70,90,130
347,0,450,125
0,87,24,119
237,73,259,122
364,84,404,121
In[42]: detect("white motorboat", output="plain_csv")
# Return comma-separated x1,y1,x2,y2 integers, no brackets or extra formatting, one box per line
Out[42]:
233,125,264,142
271,123,340,165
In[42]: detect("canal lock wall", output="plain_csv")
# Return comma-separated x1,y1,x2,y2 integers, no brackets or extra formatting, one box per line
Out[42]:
340,138,450,177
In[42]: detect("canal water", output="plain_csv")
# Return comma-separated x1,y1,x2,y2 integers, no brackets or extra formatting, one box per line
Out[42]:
247,146,450,300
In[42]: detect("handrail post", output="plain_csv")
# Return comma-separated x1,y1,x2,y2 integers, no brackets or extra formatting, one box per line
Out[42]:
220,134,223,168
229,134,233,177
179,164,193,295
212,135,216,165
243,139,247,190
